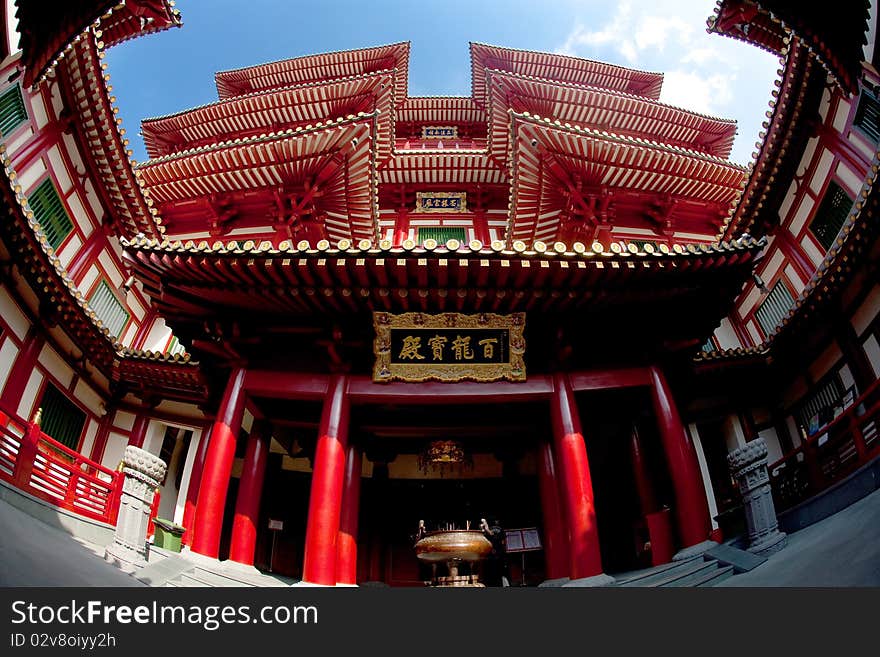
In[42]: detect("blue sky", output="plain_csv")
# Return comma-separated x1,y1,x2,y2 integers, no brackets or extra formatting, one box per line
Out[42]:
106,0,781,165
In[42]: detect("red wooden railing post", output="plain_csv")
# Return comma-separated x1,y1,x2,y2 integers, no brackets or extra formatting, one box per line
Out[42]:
108,468,125,524
13,409,42,490
803,440,824,495
146,488,161,538
64,468,82,510
850,416,868,461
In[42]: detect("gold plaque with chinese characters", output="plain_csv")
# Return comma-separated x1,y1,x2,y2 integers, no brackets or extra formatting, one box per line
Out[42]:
415,191,467,213
372,312,526,383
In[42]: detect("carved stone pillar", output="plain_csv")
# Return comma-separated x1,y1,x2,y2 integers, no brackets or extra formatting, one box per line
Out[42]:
105,446,167,569
727,438,787,556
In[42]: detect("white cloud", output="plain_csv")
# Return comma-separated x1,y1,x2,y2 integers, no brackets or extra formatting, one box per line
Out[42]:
633,15,694,53
553,0,781,163
660,70,734,116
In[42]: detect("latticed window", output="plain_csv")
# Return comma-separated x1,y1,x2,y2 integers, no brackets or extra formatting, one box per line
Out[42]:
796,375,847,434
39,383,86,450
755,280,794,337
809,181,853,251
701,337,716,353
0,85,27,137
28,178,74,249
417,226,467,245
854,90,880,143
89,280,130,338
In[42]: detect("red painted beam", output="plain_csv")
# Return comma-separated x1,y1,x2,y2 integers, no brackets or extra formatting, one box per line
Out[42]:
568,367,651,391
241,371,655,404
347,376,553,404
244,370,329,399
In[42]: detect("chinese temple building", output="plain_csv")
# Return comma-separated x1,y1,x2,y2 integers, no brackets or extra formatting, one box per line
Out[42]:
0,1,878,587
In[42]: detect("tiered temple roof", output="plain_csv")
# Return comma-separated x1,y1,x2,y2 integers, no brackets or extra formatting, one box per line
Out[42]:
135,43,748,248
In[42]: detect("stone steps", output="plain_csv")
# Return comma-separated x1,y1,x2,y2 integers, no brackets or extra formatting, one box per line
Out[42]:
616,555,735,587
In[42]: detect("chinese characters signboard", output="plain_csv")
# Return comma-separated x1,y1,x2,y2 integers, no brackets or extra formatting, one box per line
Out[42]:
421,125,458,139
373,312,526,382
415,191,467,213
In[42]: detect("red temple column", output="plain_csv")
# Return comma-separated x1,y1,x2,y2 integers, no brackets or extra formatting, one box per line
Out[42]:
649,366,713,556
629,426,658,516
550,373,610,584
181,423,212,547
190,367,247,558
229,421,270,566
302,375,350,585
630,425,674,565
537,440,569,580
127,414,149,449
0,330,44,408
89,408,114,464
336,442,362,585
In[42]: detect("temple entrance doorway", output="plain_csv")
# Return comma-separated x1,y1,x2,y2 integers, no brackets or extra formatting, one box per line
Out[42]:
576,387,675,575
355,400,544,586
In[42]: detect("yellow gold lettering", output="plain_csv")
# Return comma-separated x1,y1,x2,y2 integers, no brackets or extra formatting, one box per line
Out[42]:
399,336,425,360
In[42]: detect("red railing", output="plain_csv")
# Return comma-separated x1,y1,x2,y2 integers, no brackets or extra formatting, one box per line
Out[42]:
770,378,880,510
0,403,123,525
394,138,487,151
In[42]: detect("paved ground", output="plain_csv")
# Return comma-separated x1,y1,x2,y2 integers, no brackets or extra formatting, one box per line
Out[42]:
0,500,144,587
1,487,879,586
717,486,880,586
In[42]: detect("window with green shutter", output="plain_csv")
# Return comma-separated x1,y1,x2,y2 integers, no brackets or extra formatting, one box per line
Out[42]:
28,178,74,249
755,280,795,337
808,181,853,251
417,226,467,244
0,85,27,138
854,90,880,143
89,280,130,338
39,383,87,451
165,335,187,356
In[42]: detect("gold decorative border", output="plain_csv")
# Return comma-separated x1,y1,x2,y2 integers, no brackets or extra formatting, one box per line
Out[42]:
421,125,458,139
372,312,526,383
414,191,467,213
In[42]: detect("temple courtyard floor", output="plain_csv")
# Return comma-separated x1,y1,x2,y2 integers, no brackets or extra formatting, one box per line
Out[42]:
1,487,879,587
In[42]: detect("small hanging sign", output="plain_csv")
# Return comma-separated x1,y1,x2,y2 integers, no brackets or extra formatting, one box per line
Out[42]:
421,125,458,139
415,191,467,213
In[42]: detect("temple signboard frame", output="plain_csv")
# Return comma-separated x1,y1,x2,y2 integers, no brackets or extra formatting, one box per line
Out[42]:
373,312,526,382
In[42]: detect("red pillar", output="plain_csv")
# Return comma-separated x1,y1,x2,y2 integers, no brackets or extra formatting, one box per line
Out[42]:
537,440,569,580
392,208,409,246
229,421,270,565
649,366,711,550
127,414,149,449
550,373,604,580
181,423,212,547
89,409,114,464
0,331,44,409
629,426,658,516
336,442,362,585
302,375,350,585
191,367,247,558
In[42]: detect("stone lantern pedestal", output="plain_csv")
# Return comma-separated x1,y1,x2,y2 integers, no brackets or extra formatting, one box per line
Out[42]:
728,438,787,556
105,446,167,569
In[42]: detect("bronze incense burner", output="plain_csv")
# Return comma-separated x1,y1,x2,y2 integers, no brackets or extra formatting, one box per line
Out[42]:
414,520,493,587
